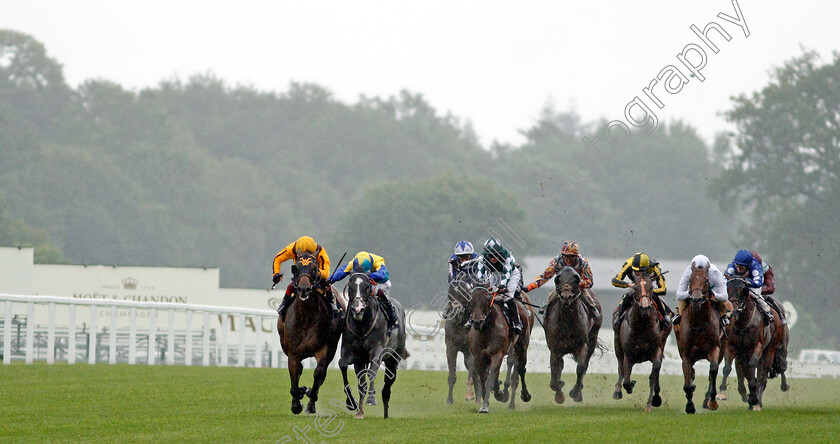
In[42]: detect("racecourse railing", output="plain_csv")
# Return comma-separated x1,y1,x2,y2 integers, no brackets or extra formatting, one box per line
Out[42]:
2,293,839,379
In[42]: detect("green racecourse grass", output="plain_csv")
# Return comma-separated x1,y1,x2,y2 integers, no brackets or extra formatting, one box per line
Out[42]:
2,363,839,443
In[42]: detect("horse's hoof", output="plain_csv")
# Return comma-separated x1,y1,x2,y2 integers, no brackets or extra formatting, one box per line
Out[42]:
447,398,454,405
366,398,377,406
508,404,516,410
521,390,532,403
685,403,696,414
751,405,762,412
645,406,653,412
465,389,476,401
305,403,316,415
291,401,303,415
652,394,662,407
556,391,566,404
570,388,583,403
708,398,719,411
716,391,727,401
781,383,790,392
478,406,489,414
612,391,622,400
624,380,636,394
354,412,364,419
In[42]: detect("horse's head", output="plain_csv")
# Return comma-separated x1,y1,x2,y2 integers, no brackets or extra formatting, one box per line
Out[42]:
632,272,655,311
469,286,499,330
293,252,320,299
688,262,711,308
553,266,581,304
726,277,749,315
447,279,473,319
347,272,373,321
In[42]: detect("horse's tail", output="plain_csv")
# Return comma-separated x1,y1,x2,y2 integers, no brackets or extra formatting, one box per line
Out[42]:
595,338,609,358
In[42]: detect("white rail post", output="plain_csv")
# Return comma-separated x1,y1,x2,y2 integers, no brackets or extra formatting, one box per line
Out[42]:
129,307,137,365
88,305,97,364
109,306,118,364
148,308,156,365
185,311,193,366
47,303,56,364
254,316,263,368
202,312,210,366
3,301,11,364
167,309,175,365
68,305,76,364
237,313,246,367
220,314,229,366
25,302,35,364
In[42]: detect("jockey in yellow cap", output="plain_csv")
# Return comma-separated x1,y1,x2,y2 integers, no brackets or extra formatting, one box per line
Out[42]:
272,236,335,322
611,252,673,330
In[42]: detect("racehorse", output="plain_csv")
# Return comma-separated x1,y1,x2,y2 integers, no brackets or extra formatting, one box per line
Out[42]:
500,291,535,411
276,252,344,415
613,272,671,411
675,263,723,414
721,278,784,411
339,272,409,419
468,286,532,413
718,302,790,401
544,266,602,404
444,279,479,404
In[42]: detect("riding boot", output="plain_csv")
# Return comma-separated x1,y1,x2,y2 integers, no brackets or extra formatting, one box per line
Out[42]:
582,289,601,320
612,293,632,331
378,295,399,334
654,295,672,327
766,296,788,325
752,294,774,324
277,292,294,323
505,299,523,335
323,287,341,318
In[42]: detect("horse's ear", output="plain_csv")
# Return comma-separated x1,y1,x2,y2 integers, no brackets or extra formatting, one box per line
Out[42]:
691,261,698,271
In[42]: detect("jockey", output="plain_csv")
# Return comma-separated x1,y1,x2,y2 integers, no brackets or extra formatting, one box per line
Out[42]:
672,254,733,326
329,251,399,333
471,238,523,335
272,236,335,322
522,241,600,319
725,249,785,324
611,252,673,330
448,240,479,283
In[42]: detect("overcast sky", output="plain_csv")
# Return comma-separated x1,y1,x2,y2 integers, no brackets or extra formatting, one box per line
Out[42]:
2,0,838,147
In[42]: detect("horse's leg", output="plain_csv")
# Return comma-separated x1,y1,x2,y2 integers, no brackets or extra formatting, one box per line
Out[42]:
682,358,697,414
780,371,790,392
477,354,492,414
648,349,663,411
718,349,733,400
735,357,748,403
754,349,774,411
703,347,720,411
382,356,398,419
499,355,512,403
446,343,458,405
613,344,624,400
354,362,368,419
287,356,304,415
570,343,589,403
507,359,519,410
622,356,636,395
466,352,479,404
366,347,386,407
339,358,357,413
551,351,566,404
746,344,762,410
518,343,531,403
304,347,331,414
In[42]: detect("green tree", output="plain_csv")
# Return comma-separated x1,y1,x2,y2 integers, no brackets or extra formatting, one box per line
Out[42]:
711,50,840,348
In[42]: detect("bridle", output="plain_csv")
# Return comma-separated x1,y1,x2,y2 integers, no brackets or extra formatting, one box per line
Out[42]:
293,253,321,301
469,287,503,330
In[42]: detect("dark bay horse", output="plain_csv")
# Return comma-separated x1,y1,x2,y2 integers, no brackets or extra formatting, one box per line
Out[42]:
544,266,602,404
721,278,784,411
277,252,344,415
719,302,790,401
444,279,479,404
469,286,532,413
675,264,722,414
339,272,409,419
613,273,671,411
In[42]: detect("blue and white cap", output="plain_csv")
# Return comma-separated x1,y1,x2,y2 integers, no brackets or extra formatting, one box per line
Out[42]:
454,241,474,255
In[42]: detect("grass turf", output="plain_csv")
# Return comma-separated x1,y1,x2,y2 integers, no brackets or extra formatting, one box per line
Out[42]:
1,363,839,443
